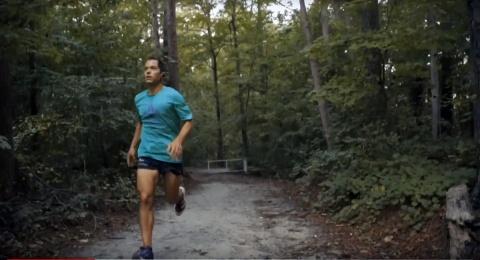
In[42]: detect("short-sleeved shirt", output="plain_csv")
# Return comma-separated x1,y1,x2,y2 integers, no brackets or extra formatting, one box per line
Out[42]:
135,86,193,163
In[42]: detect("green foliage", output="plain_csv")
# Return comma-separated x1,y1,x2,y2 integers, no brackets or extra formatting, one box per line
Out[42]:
293,120,477,225
1,165,136,255
317,153,475,225
2,1,148,254
14,75,137,169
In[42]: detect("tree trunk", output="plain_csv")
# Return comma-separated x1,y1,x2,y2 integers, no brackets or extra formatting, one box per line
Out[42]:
28,20,39,116
430,49,441,139
445,184,476,258
151,0,162,51
163,0,168,49
360,0,386,116
471,0,480,142
409,77,425,119
427,11,441,139
320,3,329,40
440,54,454,135
0,53,15,200
469,0,480,226
28,27,40,152
165,0,180,89
231,0,249,157
204,4,224,160
29,52,38,115
298,0,332,150
212,52,224,160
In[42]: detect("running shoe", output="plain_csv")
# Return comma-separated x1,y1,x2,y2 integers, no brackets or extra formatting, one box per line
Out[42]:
132,246,153,259
175,186,186,216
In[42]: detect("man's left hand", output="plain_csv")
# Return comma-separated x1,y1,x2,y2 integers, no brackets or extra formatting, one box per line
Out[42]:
167,139,183,160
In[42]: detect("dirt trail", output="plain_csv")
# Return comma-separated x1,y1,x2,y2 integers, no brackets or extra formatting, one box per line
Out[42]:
66,170,330,259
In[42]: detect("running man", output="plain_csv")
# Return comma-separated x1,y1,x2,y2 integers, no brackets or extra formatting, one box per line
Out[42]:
127,54,193,259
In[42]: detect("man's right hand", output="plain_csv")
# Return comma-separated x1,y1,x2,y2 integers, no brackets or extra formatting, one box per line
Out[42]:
127,148,137,167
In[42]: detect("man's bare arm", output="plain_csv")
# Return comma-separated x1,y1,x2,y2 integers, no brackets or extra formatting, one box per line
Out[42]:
130,121,142,150
176,120,193,145
167,120,193,160
127,121,142,166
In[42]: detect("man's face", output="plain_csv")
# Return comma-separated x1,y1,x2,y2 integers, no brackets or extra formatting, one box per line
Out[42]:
144,59,163,85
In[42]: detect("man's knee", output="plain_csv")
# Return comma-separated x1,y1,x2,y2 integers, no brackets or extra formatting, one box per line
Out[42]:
139,192,154,205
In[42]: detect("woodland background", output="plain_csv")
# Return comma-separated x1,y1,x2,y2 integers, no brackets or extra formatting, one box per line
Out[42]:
1,0,480,256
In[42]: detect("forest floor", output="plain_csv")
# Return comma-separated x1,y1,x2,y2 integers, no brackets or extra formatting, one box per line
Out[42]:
277,181,450,258
59,168,448,258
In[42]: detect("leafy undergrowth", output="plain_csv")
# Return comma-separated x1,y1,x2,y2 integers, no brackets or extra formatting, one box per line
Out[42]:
0,163,137,257
275,178,449,258
315,154,474,227
271,123,479,257
290,129,478,229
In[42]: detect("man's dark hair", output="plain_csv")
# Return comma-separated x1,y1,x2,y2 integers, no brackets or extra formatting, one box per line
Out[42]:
145,53,167,73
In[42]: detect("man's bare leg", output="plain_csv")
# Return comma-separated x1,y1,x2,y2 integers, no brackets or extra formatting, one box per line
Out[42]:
137,169,159,246
164,172,182,204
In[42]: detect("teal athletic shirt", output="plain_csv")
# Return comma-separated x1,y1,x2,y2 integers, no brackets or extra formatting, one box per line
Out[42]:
135,86,193,163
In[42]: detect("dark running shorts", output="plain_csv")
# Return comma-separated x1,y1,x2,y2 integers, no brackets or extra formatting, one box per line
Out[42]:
137,157,184,176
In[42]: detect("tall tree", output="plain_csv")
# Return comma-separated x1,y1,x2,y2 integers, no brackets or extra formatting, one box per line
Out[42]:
428,13,441,139
165,0,180,89
440,53,454,135
298,0,332,149
320,1,329,40
200,0,225,159
360,0,386,116
151,0,162,51
471,0,480,143
469,0,480,209
0,53,15,199
229,0,250,157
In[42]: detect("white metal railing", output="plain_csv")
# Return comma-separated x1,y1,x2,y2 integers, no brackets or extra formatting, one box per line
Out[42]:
207,158,248,173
